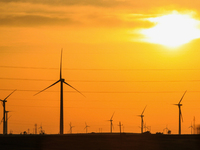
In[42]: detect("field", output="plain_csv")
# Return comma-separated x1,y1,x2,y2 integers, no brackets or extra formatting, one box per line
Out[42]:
0,133,200,150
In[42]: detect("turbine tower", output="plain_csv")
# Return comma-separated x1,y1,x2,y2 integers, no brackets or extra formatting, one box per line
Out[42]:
34,50,84,134
108,112,115,133
5,111,11,134
174,90,187,135
84,122,90,133
138,105,147,133
0,89,16,135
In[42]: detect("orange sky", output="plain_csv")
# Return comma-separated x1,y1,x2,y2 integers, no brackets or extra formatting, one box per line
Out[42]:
0,0,200,134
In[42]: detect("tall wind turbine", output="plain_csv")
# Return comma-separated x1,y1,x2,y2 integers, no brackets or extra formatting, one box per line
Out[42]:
34,50,84,134
174,90,187,135
84,122,90,133
138,105,147,133
0,89,16,135
108,112,115,133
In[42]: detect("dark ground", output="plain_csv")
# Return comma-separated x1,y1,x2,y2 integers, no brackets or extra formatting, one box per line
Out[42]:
0,133,200,150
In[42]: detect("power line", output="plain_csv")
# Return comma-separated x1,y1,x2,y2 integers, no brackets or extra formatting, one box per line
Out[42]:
1,65,200,71
1,77,200,83
0,89,200,93
0,77,54,81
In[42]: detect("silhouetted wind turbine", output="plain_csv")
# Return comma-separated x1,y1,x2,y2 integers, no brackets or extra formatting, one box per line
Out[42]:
69,122,74,134
118,121,123,134
84,122,90,133
0,89,16,135
174,90,187,135
163,125,169,134
138,105,147,133
108,112,115,133
189,122,193,134
34,50,84,134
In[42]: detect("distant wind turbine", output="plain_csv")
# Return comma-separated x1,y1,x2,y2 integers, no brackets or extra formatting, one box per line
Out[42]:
163,125,169,134
174,90,187,135
0,89,16,135
189,122,193,134
138,105,147,133
84,122,90,133
118,121,123,134
108,112,115,133
69,122,75,134
193,116,196,134
34,50,84,134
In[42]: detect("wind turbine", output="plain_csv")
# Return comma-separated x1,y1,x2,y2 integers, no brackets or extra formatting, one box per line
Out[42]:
163,125,169,134
118,121,123,134
174,90,187,135
138,105,147,133
108,112,115,133
34,50,84,134
84,122,90,133
0,89,16,135
69,122,75,134
189,122,193,134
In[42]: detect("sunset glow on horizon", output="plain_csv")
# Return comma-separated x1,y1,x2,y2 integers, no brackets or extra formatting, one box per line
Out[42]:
1,1,200,135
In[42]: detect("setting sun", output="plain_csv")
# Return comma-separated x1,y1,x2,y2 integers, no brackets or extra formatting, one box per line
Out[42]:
140,11,200,48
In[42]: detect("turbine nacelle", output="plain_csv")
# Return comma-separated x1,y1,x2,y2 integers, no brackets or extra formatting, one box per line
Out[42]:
60,78,65,82
174,104,183,107
0,100,7,103
138,115,144,118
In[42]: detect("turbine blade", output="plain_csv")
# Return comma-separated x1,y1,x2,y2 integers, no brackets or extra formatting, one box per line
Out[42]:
0,118,3,124
141,105,147,115
179,90,187,104
7,115,12,121
34,80,60,96
60,49,63,80
111,112,115,120
63,81,85,97
180,109,183,122
4,89,17,101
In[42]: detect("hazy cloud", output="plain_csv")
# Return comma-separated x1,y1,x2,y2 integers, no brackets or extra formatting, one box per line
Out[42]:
1,0,200,28
0,1,154,28
0,0,127,7
0,15,78,27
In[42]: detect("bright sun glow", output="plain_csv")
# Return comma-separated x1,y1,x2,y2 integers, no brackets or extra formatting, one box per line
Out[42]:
140,11,200,48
